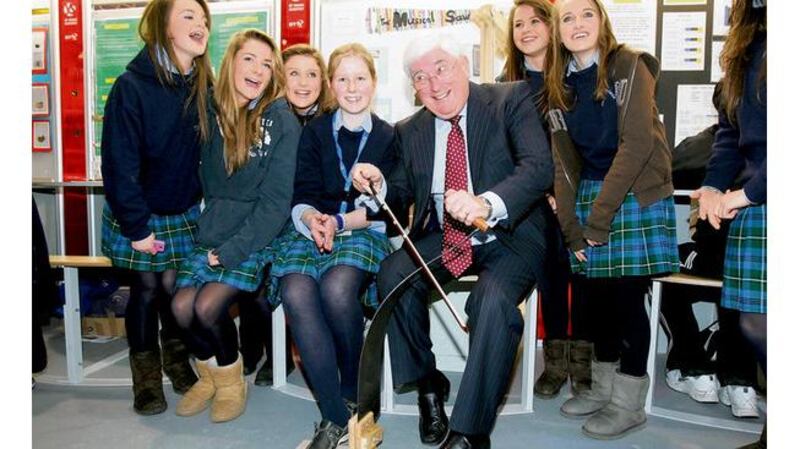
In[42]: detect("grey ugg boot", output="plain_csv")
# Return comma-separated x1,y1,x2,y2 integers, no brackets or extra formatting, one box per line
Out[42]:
582,371,649,440
560,359,619,418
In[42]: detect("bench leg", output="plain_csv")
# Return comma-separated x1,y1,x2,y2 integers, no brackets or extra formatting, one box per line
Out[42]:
63,267,84,384
645,281,663,413
272,304,287,388
520,288,538,413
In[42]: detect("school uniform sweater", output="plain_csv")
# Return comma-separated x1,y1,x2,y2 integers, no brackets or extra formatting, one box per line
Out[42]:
703,32,767,204
196,98,301,269
101,47,203,241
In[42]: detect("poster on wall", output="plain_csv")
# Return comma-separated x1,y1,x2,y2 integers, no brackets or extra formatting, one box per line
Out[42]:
664,0,707,5
674,84,718,145
33,121,52,152
605,0,657,55
660,12,706,71
33,28,48,74
713,0,732,36
32,84,50,117
208,11,269,71
710,40,724,82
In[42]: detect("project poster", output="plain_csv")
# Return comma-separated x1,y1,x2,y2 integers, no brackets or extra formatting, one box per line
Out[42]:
711,40,724,82
660,12,706,71
713,0,732,36
605,0,657,55
208,11,269,74
674,84,718,145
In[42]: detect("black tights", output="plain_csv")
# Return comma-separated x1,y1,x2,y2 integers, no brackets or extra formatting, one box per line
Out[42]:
584,276,651,377
740,312,767,375
126,269,181,353
172,282,242,366
280,266,367,428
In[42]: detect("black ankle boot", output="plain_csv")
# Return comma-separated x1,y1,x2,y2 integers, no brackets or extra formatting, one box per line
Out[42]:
418,371,450,445
129,350,167,415
159,331,198,394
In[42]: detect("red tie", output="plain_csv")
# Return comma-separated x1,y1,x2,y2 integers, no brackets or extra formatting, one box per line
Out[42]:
442,116,473,277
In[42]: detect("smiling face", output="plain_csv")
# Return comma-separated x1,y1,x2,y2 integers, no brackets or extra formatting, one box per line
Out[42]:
512,4,550,62
409,48,470,120
284,54,323,114
558,0,601,61
330,54,375,116
167,0,208,71
232,39,274,107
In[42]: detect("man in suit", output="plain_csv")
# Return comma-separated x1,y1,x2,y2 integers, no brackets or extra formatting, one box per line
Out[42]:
352,34,553,449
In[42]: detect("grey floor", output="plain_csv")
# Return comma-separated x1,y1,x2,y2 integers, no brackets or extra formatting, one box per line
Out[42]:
33,324,763,449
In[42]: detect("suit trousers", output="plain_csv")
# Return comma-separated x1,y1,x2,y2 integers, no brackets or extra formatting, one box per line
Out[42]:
377,232,539,435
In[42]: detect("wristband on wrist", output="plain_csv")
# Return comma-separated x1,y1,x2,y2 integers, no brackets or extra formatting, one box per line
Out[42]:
335,214,345,232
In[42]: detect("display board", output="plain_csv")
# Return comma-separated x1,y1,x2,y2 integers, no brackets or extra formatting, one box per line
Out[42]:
89,1,275,179
315,0,514,124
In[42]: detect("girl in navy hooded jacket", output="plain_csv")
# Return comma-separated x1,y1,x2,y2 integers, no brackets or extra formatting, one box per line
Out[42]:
100,0,213,416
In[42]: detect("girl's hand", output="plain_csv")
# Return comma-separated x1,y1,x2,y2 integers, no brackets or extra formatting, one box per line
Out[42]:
586,239,604,247
717,189,750,220
546,194,558,214
574,249,588,263
690,188,724,230
207,250,221,267
131,233,157,255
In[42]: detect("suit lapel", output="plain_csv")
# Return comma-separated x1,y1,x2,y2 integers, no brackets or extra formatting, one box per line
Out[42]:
466,83,490,190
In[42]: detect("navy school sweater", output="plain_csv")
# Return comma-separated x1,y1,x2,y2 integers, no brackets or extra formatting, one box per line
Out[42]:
292,111,397,216
563,64,619,181
101,47,203,241
703,32,767,204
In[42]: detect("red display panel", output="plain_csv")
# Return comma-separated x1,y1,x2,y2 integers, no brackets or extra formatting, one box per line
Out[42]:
281,0,311,49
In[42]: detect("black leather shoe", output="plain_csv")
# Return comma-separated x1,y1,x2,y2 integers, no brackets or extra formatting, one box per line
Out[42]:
419,372,450,445
439,431,491,449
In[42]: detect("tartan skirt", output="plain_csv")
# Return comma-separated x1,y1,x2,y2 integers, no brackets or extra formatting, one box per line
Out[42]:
266,226,393,309
175,245,275,292
570,179,680,278
721,204,767,314
101,204,199,272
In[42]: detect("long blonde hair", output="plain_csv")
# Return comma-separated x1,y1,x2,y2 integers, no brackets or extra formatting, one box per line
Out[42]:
281,44,332,115
502,0,555,82
544,0,618,111
214,29,284,174
138,0,214,141
325,43,377,111
719,0,767,124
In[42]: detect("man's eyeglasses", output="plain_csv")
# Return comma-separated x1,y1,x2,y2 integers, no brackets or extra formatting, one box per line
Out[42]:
411,60,457,90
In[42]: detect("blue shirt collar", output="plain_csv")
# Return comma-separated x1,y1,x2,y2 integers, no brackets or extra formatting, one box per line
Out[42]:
566,50,600,76
523,59,542,73
333,108,373,133
156,45,194,76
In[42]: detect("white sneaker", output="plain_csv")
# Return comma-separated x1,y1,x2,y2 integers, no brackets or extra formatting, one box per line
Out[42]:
719,385,760,418
665,369,720,403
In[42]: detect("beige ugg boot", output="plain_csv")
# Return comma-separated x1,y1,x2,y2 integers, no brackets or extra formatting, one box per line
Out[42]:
582,371,649,439
175,358,215,417
560,359,619,418
208,354,247,423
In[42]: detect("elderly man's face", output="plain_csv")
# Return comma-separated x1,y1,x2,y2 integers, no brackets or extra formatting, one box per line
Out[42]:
409,48,470,120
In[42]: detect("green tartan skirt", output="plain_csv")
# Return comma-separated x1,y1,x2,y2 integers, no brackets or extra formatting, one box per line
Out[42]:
721,204,766,314
101,204,199,272
570,180,680,278
266,225,393,309
175,245,274,292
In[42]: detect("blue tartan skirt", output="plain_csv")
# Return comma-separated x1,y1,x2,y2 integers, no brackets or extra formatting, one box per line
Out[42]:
175,245,275,292
721,204,767,314
266,225,393,309
570,180,680,278
101,204,199,272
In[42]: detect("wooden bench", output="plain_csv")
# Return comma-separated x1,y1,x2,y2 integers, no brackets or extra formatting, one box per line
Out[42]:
48,256,113,384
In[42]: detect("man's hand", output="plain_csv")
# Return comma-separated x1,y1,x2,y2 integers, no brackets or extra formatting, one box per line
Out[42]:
444,190,490,227
351,163,384,195
690,187,724,230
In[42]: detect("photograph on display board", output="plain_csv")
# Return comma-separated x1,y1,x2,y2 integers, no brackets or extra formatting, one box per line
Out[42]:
32,121,51,152
32,83,49,117
33,28,48,74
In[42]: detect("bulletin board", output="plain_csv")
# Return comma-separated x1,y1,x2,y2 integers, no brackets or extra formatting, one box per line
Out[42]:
314,0,515,124
88,0,278,179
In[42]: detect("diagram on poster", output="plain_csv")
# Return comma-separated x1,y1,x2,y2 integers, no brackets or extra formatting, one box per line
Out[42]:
33,84,50,117
661,12,706,71
605,0,657,55
33,28,48,74
674,84,718,145
713,0,732,36
711,40,724,82
33,121,52,152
